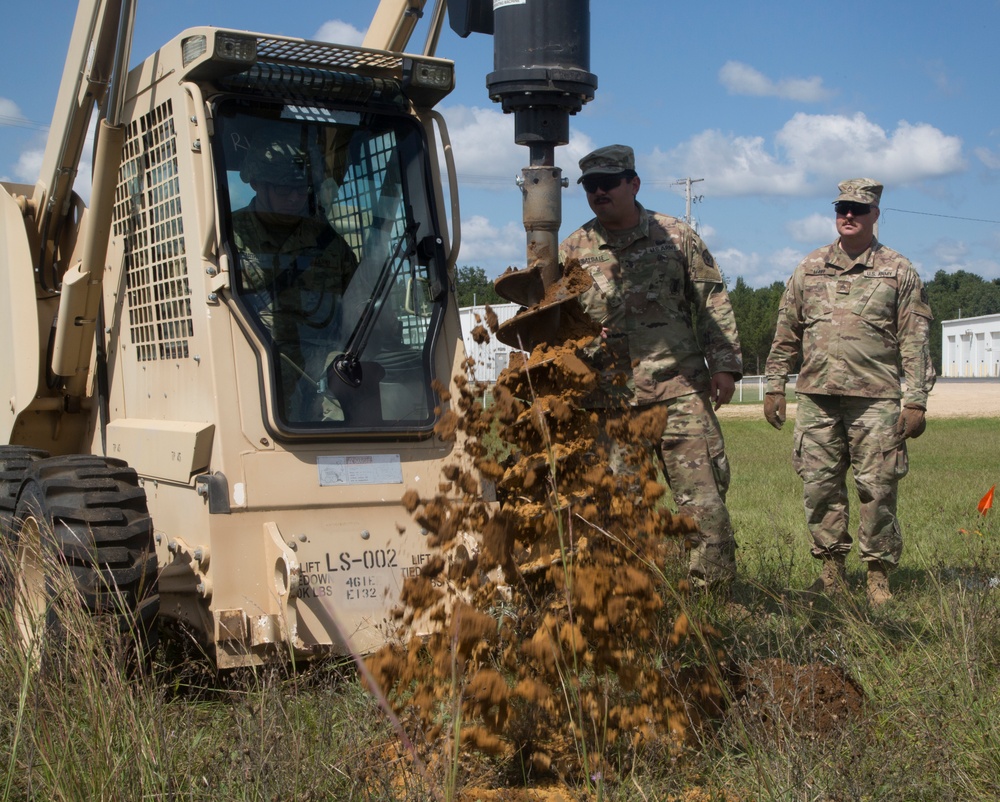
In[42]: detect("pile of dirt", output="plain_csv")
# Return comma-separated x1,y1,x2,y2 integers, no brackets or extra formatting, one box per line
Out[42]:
731,658,865,742
367,280,727,787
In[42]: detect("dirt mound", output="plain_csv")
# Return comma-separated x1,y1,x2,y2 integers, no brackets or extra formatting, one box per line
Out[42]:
731,658,865,742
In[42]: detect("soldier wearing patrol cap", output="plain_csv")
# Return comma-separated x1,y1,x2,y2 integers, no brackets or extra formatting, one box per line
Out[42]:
232,133,358,421
560,144,744,593
764,178,936,606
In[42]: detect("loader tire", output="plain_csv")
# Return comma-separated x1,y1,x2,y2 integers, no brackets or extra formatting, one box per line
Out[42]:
0,446,50,593
11,455,159,673
0,446,50,536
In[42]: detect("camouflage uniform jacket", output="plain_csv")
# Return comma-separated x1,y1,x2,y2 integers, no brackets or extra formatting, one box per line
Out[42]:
765,237,936,407
231,200,357,341
559,203,743,405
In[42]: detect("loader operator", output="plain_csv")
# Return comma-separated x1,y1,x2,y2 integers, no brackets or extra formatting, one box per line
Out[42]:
231,136,358,421
559,144,743,594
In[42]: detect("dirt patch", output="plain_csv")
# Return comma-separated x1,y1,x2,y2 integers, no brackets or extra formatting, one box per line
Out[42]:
718,380,1000,421
731,658,865,742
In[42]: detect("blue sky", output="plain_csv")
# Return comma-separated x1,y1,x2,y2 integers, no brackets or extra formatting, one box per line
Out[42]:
4,1,1000,288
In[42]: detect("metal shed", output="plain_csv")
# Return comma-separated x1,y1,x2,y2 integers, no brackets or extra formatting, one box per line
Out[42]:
459,303,524,383
941,313,1000,377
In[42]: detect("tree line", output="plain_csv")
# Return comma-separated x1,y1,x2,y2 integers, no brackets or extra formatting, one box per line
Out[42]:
728,270,1000,376
456,265,1000,374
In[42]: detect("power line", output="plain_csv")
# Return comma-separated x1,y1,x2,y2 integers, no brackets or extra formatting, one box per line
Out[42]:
882,207,1000,225
0,114,48,132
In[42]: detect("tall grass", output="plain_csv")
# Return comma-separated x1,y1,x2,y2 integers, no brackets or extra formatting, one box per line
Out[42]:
0,576,394,800
698,415,1000,801
1,417,999,800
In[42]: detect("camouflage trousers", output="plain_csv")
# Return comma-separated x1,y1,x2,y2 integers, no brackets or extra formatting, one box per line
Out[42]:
792,394,908,566
601,392,737,585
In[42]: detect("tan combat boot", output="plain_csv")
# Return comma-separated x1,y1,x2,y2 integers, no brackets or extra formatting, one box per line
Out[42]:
805,554,847,596
867,562,892,606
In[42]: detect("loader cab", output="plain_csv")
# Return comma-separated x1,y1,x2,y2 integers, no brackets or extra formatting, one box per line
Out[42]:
214,99,446,435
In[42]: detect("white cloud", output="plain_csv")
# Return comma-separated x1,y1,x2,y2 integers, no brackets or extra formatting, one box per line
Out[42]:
770,246,808,277
563,131,599,177
932,238,969,265
786,213,835,244
647,131,805,196
313,20,365,46
719,61,833,103
441,105,596,189
457,214,525,272
893,235,1000,282
778,113,965,183
14,146,44,184
0,97,25,125
646,112,965,198
12,124,94,201
974,146,1000,170
715,246,803,288
712,247,755,282
442,106,520,184
923,59,959,98
434,105,598,274
694,222,716,242
926,238,1000,281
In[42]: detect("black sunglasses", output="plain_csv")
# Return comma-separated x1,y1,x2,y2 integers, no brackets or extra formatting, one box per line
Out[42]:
834,201,872,217
582,173,628,194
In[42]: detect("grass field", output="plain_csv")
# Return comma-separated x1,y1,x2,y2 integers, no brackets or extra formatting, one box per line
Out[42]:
2,416,1000,801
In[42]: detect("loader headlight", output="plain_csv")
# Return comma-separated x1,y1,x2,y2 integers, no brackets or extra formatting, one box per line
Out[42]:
182,32,258,79
182,35,209,65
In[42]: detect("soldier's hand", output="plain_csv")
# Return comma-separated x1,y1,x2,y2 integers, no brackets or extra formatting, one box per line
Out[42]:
764,392,786,430
710,372,736,410
897,404,926,439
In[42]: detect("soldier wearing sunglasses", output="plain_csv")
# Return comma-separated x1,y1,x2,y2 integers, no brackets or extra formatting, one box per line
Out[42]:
560,145,744,595
764,178,935,606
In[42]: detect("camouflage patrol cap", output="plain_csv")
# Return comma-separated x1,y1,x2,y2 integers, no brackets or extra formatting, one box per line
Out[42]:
834,178,883,207
577,145,635,183
240,138,309,186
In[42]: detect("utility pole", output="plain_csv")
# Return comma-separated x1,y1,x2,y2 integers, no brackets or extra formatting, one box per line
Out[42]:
672,177,704,228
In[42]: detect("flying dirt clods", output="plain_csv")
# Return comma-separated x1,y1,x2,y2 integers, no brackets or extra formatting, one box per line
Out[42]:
367,264,727,786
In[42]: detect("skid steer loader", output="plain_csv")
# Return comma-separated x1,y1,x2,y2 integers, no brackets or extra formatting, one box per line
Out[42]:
0,0,594,669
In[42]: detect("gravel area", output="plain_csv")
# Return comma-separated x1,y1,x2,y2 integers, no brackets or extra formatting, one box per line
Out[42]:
718,379,1000,420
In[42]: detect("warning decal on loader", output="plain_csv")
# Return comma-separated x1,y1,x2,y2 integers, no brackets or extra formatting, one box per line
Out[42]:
317,454,403,486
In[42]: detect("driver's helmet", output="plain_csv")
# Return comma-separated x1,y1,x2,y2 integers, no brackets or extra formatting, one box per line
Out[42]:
240,137,309,186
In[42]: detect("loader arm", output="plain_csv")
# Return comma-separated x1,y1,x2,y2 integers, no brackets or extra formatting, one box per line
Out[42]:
29,0,136,400
31,0,133,286
363,0,448,57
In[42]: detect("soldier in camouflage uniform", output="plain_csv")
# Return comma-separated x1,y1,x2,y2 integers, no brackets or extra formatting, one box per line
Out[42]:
764,178,935,605
559,145,743,590
231,136,358,421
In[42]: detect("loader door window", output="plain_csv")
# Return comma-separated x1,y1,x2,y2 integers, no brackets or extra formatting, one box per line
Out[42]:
215,103,444,434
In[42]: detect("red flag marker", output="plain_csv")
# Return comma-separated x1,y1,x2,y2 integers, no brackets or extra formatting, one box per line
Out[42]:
978,485,996,516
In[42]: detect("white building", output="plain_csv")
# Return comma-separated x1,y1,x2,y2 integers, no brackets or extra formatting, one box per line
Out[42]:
940,313,1000,378
458,303,525,383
